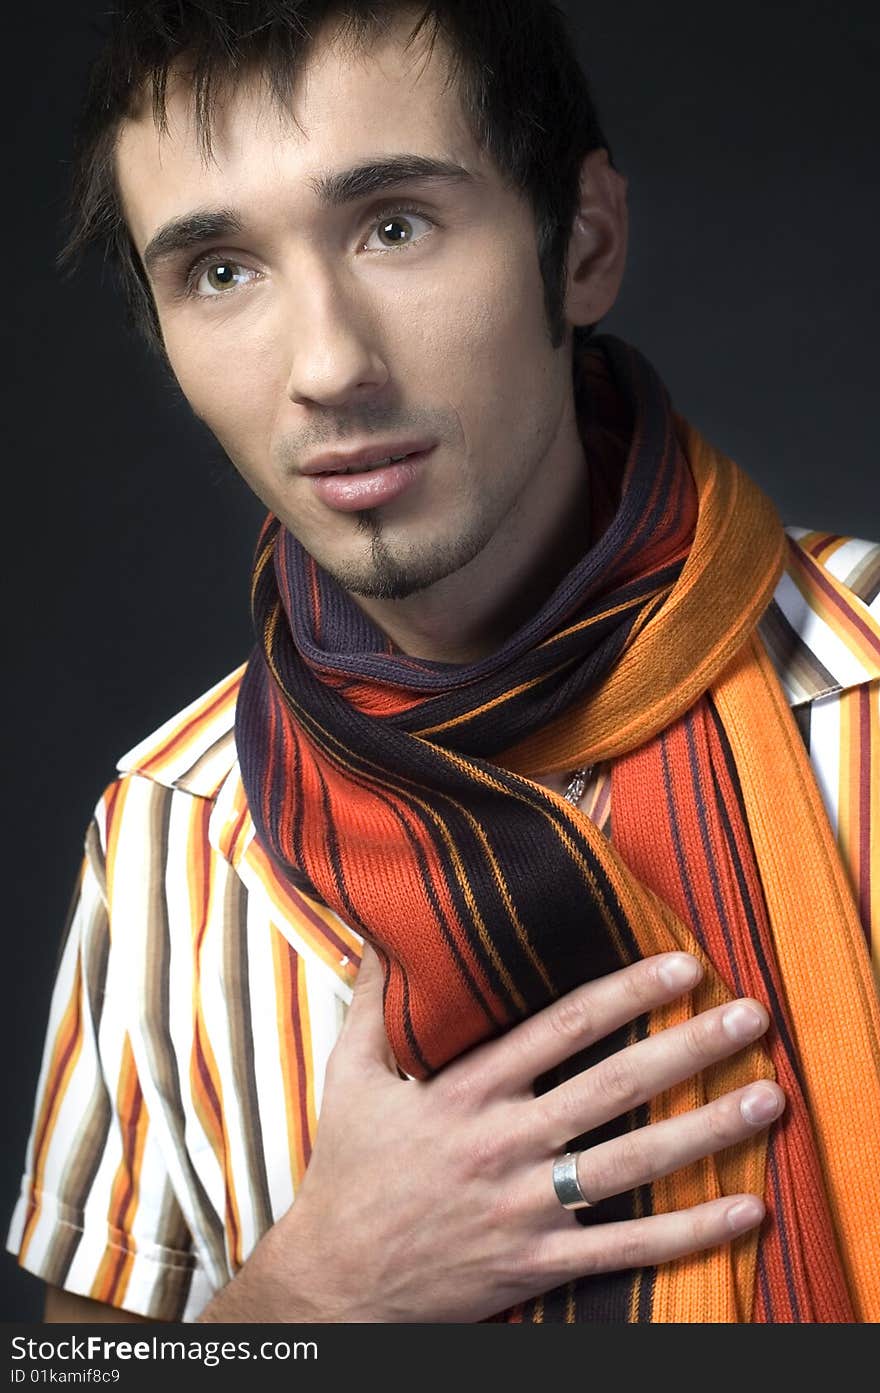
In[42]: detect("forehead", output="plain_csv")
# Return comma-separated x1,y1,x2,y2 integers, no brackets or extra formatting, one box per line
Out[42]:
115,17,484,249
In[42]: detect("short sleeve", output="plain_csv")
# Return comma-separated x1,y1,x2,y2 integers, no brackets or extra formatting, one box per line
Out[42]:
7,795,208,1321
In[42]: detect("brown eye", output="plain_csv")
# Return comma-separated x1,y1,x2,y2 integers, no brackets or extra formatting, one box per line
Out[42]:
365,211,433,252
206,262,239,290
377,216,415,246
192,260,257,297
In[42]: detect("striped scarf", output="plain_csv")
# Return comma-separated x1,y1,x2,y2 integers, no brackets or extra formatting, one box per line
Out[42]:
236,336,880,1322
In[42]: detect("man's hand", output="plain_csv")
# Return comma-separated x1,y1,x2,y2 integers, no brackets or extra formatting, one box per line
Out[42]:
199,947,783,1323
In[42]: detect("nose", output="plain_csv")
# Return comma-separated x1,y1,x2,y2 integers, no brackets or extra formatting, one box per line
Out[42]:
284,273,389,408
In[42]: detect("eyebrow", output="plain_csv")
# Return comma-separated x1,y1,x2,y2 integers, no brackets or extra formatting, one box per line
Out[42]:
141,155,476,276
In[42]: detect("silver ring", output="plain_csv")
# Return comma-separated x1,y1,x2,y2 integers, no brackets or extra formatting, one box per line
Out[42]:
552,1151,593,1210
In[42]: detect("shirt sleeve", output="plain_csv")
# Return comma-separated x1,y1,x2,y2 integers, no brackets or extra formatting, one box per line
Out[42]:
6,793,209,1321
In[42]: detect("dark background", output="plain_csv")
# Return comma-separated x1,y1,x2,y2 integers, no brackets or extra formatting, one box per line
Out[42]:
3,1,878,1320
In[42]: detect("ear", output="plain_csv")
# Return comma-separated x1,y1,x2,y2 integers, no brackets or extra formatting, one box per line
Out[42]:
564,148,629,328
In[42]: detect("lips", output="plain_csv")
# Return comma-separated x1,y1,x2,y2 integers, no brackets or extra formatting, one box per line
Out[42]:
300,440,434,478
319,451,412,476
307,446,434,513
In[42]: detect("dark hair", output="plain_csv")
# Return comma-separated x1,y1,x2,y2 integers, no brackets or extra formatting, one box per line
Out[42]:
63,0,614,355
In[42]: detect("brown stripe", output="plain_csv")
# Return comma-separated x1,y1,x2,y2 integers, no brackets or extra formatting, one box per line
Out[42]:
173,728,237,795
222,873,273,1236
138,781,226,1272
291,953,314,1172
144,1183,196,1321
844,544,880,607
806,557,880,659
758,599,839,702
38,883,115,1288
138,681,237,780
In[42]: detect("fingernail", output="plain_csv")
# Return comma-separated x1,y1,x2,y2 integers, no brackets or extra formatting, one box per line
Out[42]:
740,1084,783,1125
727,1197,765,1233
722,1002,767,1042
658,954,702,991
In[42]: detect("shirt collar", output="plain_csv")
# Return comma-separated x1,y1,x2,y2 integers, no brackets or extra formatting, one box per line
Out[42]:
116,663,245,798
759,532,880,706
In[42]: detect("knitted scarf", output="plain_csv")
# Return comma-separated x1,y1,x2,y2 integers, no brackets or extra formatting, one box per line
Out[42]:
236,336,880,1323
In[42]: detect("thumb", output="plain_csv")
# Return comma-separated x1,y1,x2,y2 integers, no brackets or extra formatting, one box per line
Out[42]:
339,942,398,1074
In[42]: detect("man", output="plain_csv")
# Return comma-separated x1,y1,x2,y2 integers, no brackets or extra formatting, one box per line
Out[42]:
8,0,880,1324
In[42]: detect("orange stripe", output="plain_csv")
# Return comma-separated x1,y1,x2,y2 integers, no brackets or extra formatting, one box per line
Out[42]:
18,954,85,1262
21,782,124,1263
271,932,310,1185
103,778,132,932
244,839,361,984
786,547,880,674
136,670,242,782
837,683,879,988
799,531,843,564
89,1037,149,1306
500,434,786,773
414,590,666,738
714,635,880,1319
185,798,244,1271
869,687,880,982
295,954,318,1159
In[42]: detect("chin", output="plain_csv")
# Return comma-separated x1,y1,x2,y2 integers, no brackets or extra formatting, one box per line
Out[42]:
322,513,489,603
328,554,449,602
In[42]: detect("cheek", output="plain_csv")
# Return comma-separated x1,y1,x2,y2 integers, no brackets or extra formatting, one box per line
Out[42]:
164,322,279,461
386,239,549,413
410,244,555,426
420,234,547,355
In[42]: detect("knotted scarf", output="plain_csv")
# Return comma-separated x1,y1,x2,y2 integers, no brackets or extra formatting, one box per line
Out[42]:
236,336,880,1322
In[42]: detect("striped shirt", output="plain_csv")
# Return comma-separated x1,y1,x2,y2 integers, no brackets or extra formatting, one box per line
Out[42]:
8,528,880,1321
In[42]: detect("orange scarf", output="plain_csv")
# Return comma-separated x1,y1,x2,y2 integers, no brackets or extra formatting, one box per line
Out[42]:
506,428,880,1321
239,337,880,1321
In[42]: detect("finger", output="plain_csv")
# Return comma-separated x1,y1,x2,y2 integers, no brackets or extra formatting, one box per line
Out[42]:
336,943,398,1073
535,1194,766,1290
537,997,771,1147
444,953,704,1102
550,1081,785,1208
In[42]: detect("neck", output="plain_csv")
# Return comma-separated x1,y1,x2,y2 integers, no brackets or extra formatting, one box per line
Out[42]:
350,407,592,666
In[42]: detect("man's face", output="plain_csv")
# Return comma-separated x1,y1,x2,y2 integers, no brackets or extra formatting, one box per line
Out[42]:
116,17,581,601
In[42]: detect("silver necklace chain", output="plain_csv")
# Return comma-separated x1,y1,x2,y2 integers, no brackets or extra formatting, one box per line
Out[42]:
562,765,594,805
